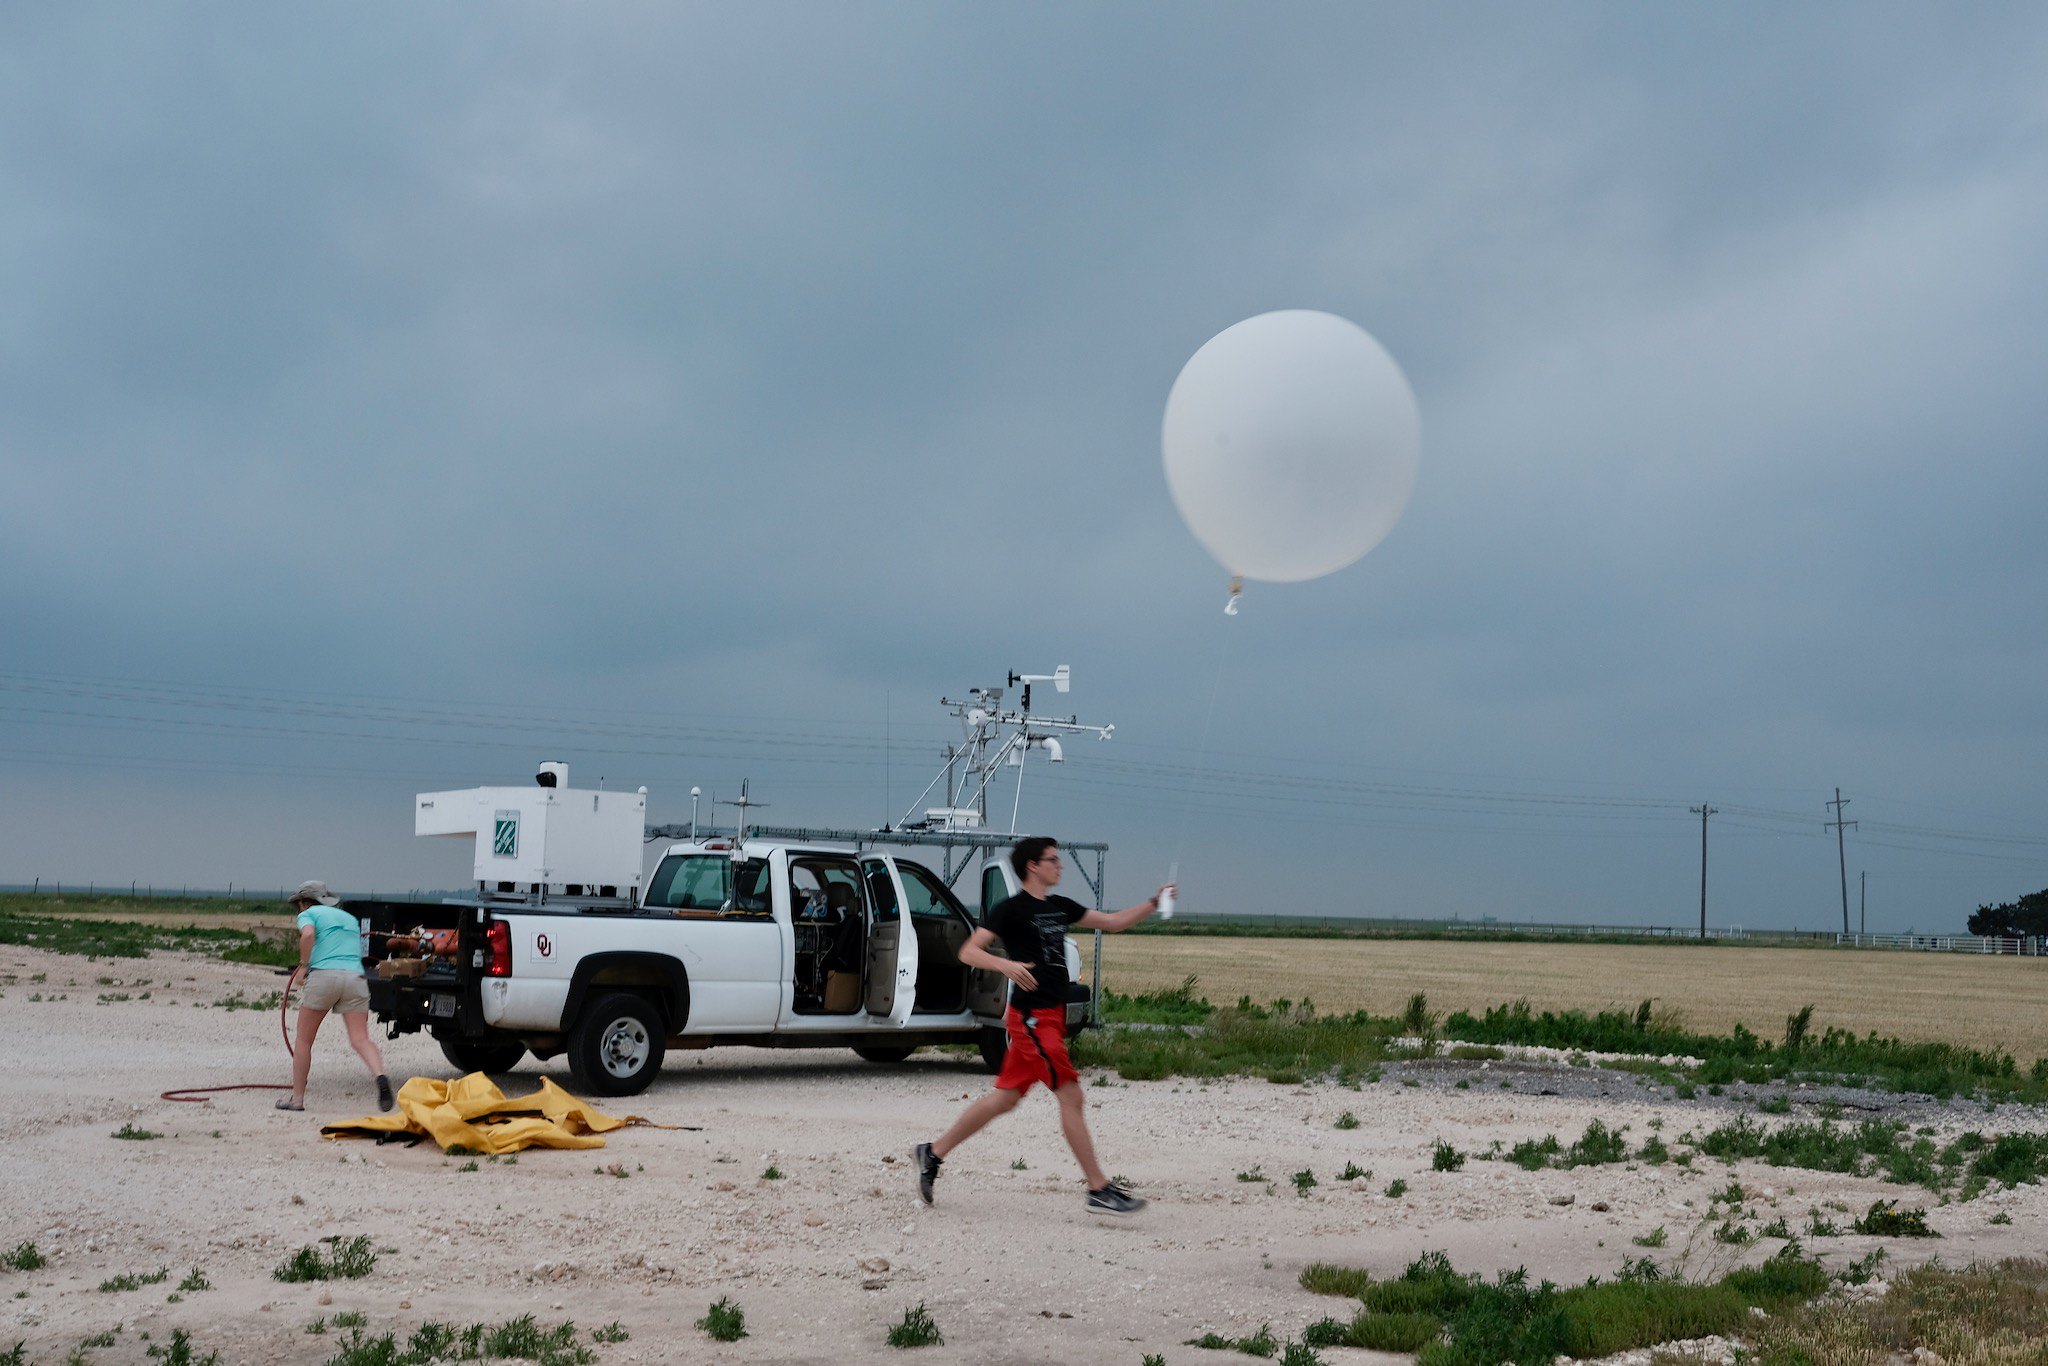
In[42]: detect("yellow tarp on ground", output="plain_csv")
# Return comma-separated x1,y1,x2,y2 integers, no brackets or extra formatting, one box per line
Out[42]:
320,1073,638,1153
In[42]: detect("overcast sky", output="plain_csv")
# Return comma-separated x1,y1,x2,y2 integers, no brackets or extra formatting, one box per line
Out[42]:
4,4,2046,932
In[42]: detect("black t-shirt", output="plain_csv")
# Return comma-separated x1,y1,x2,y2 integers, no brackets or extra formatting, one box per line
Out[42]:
982,892,1088,1011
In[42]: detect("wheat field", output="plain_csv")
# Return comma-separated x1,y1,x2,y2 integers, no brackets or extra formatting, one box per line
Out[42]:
1085,935,2048,1060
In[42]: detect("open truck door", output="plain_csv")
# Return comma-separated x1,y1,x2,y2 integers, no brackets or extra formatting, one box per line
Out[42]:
860,856,920,1027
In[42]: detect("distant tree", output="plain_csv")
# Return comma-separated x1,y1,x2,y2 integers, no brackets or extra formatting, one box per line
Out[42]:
1968,888,2048,938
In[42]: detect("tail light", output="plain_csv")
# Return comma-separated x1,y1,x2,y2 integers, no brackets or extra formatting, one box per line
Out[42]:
486,920,512,977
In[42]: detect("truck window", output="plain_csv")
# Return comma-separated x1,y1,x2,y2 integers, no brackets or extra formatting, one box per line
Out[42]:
789,857,864,922
980,865,1010,922
864,865,899,922
645,854,771,919
899,862,967,923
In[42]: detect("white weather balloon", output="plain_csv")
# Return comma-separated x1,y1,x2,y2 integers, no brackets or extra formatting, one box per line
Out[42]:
1162,310,1419,585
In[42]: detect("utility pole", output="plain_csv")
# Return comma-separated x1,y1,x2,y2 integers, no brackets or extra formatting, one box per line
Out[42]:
1824,789,1856,935
1689,802,1717,939
1859,870,1866,936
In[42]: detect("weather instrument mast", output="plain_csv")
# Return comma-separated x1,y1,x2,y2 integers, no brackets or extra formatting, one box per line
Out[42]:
893,665,1114,835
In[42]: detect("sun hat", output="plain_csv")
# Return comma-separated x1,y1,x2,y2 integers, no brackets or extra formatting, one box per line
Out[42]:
290,880,341,906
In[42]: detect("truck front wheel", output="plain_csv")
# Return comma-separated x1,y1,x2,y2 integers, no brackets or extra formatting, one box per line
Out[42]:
438,1036,527,1075
852,1044,918,1064
977,1025,1007,1073
566,992,666,1097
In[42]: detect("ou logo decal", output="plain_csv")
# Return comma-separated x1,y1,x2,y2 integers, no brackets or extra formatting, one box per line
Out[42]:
535,933,553,959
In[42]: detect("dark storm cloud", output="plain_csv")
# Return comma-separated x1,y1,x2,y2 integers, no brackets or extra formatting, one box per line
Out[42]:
3,4,2045,928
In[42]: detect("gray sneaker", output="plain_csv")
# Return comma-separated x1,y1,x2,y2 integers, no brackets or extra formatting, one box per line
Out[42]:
914,1142,942,1205
1087,1183,1147,1216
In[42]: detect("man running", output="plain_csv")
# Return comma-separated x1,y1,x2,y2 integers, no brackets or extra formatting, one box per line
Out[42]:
914,836,1171,1216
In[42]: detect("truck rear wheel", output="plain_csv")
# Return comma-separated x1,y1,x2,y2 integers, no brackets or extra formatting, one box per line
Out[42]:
438,1037,528,1075
977,1025,1007,1073
566,992,666,1097
852,1044,918,1064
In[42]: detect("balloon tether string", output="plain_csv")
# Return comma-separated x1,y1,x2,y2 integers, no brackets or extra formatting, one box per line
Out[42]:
1167,585,1241,892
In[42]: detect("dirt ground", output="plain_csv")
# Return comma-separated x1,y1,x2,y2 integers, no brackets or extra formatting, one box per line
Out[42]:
1096,936,2048,1061
3,943,2043,1366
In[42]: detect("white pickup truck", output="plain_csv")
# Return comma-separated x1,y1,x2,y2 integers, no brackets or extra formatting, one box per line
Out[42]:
360,835,1089,1096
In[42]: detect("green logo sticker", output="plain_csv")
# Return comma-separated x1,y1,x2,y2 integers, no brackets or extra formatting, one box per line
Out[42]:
492,811,519,859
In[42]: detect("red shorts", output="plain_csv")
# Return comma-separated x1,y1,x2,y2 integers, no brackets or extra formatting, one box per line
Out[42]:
995,1005,1079,1094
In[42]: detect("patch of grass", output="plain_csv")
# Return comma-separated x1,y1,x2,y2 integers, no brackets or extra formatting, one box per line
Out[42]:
1565,1120,1629,1168
1010,1157,1027,1170
1098,974,1212,1025
1292,1168,1318,1196
1235,1166,1264,1182
305,1318,327,1335
1749,1257,2048,1359
79,1330,118,1348
1188,1322,1277,1356
457,1160,479,1173
1632,1226,1667,1248
1297,1245,1829,1365
697,1296,746,1342
319,1315,593,1366
100,1267,170,1292
1334,1110,1359,1130
1806,1208,1839,1236
1853,1199,1938,1237
144,1329,219,1366
760,1165,783,1181
1300,1263,1375,1298
273,1235,377,1282
1,1242,45,1272
0,901,295,969
1385,1179,1409,1198
210,991,282,1012
1073,998,1397,1084
1992,1210,2015,1226
1839,1249,1888,1285
1431,1139,1466,1172
590,1322,629,1344
1339,1161,1370,1181
331,1312,366,1329
1507,1134,1561,1171
1637,1135,1670,1164
177,1268,210,1292
886,1302,942,1348
112,1122,161,1140
1756,1093,1792,1114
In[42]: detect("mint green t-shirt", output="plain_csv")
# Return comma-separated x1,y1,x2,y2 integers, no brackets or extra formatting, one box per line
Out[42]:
297,903,362,972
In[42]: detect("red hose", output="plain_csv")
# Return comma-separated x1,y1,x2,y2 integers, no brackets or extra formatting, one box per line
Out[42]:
160,969,299,1102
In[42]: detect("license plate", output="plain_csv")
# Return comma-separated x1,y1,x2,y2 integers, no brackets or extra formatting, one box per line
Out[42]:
429,995,456,1019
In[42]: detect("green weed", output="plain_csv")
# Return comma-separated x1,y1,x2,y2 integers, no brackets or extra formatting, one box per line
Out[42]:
273,1235,377,1282
697,1296,746,1342
144,1329,219,1366
1854,1199,1938,1237
1187,1322,1277,1356
100,1268,169,1292
1432,1140,1466,1172
887,1302,942,1348
112,1122,161,1141
1,1242,44,1272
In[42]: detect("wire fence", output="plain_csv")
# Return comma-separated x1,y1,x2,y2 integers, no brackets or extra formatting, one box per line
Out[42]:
0,882,461,903
1146,913,2048,955
7,886,2042,957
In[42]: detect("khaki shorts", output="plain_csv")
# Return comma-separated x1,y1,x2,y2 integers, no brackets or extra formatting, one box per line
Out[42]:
300,969,370,1014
